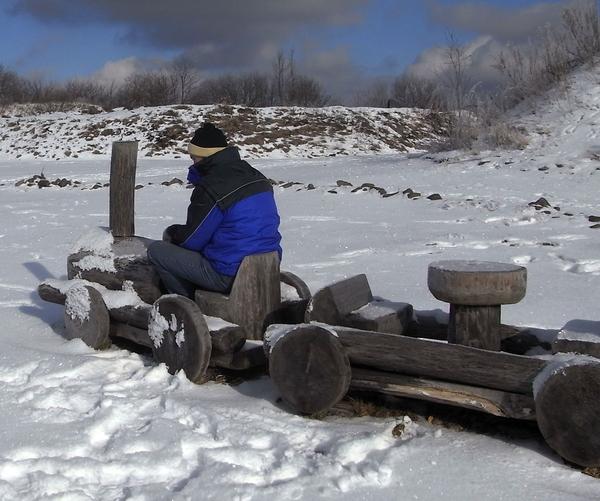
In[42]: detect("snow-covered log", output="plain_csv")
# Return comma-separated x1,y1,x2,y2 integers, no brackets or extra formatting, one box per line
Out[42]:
67,235,162,304
534,356,600,467
306,274,413,335
552,320,600,359
64,285,111,350
39,281,246,354
265,324,351,415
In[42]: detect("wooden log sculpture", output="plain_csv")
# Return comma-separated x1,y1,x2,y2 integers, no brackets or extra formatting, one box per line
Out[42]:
533,356,600,467
306,274,413,335
195,251,281,340
149,295,212,383
68,235,162,304
38,281,247,356
265,324,351,415
428,260,527,351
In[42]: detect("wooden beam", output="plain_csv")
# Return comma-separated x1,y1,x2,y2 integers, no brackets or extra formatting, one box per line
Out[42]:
328,325,546,395
109,141,138,237
351,368,536,420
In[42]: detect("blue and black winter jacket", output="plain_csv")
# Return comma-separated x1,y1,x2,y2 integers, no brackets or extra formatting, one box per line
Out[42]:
166,147,282,276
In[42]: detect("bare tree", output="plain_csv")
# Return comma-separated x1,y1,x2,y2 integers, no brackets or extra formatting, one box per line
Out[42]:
390,74,443,109
562,0,600,64
169,56,199,104
117,71,176,108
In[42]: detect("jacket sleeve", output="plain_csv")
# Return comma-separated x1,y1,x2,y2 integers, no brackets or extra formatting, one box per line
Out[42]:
165,186,223,250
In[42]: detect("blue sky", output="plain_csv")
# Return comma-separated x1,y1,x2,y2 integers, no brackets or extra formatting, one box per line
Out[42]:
0,0,577,98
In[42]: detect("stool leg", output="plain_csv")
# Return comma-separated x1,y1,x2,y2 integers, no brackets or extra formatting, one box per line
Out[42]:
448,304,501,351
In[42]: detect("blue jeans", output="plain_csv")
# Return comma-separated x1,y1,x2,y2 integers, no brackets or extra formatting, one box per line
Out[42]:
147,241,234,299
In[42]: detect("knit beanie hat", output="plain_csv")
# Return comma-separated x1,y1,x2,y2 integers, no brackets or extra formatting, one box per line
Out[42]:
188,123,228,158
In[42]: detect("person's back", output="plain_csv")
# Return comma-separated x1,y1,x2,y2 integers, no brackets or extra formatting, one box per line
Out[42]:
147,123,282,298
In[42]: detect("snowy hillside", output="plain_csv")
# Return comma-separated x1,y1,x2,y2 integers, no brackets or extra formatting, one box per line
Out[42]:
0,65,600,500
0,104,446,160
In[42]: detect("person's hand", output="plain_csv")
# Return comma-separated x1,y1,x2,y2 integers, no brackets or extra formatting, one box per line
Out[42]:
162,228,173,242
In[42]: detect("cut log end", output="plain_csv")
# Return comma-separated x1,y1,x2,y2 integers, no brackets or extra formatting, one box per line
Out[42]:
268,325,351,415
150,295,212,383
64,285,111,350
428,260,527,305
535,360,600,467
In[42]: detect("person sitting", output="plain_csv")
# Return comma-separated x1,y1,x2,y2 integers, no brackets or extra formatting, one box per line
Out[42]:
147,123,282,299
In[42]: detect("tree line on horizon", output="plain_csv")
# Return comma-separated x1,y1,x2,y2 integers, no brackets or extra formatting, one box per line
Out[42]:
0,1,598,149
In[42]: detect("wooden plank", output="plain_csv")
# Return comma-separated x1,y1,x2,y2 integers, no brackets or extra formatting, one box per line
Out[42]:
535,357,600,467
351,368,536,420
109,141,138,237
328,325,547,394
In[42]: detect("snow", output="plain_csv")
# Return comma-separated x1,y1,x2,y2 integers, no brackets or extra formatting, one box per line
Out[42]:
1,66,600,499
203,314,236,331
64,284,91,322
44,278,146,310
281,282,301,301
557,319,600,344
351,299,410,320
148,307,169,349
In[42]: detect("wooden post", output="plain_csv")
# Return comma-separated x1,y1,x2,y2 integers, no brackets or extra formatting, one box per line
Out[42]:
109,141,138,237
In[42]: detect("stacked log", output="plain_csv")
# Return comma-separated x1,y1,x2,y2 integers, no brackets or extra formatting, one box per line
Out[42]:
265,323,600,467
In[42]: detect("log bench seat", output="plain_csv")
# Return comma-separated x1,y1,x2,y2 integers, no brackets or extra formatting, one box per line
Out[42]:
195,251,281,340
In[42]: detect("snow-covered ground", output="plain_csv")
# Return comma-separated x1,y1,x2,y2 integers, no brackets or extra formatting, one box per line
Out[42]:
1,66,600,499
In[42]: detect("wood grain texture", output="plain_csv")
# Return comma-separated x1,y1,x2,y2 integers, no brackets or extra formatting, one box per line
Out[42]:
448,304,502,351
351,368,536,420
535,361,600,467
306,274,372,325
109,141,138,237
428,260,527,305
150,295,212,383
195,251,281,340
64,285,111,350
328,325,546,394
268,325,351,415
